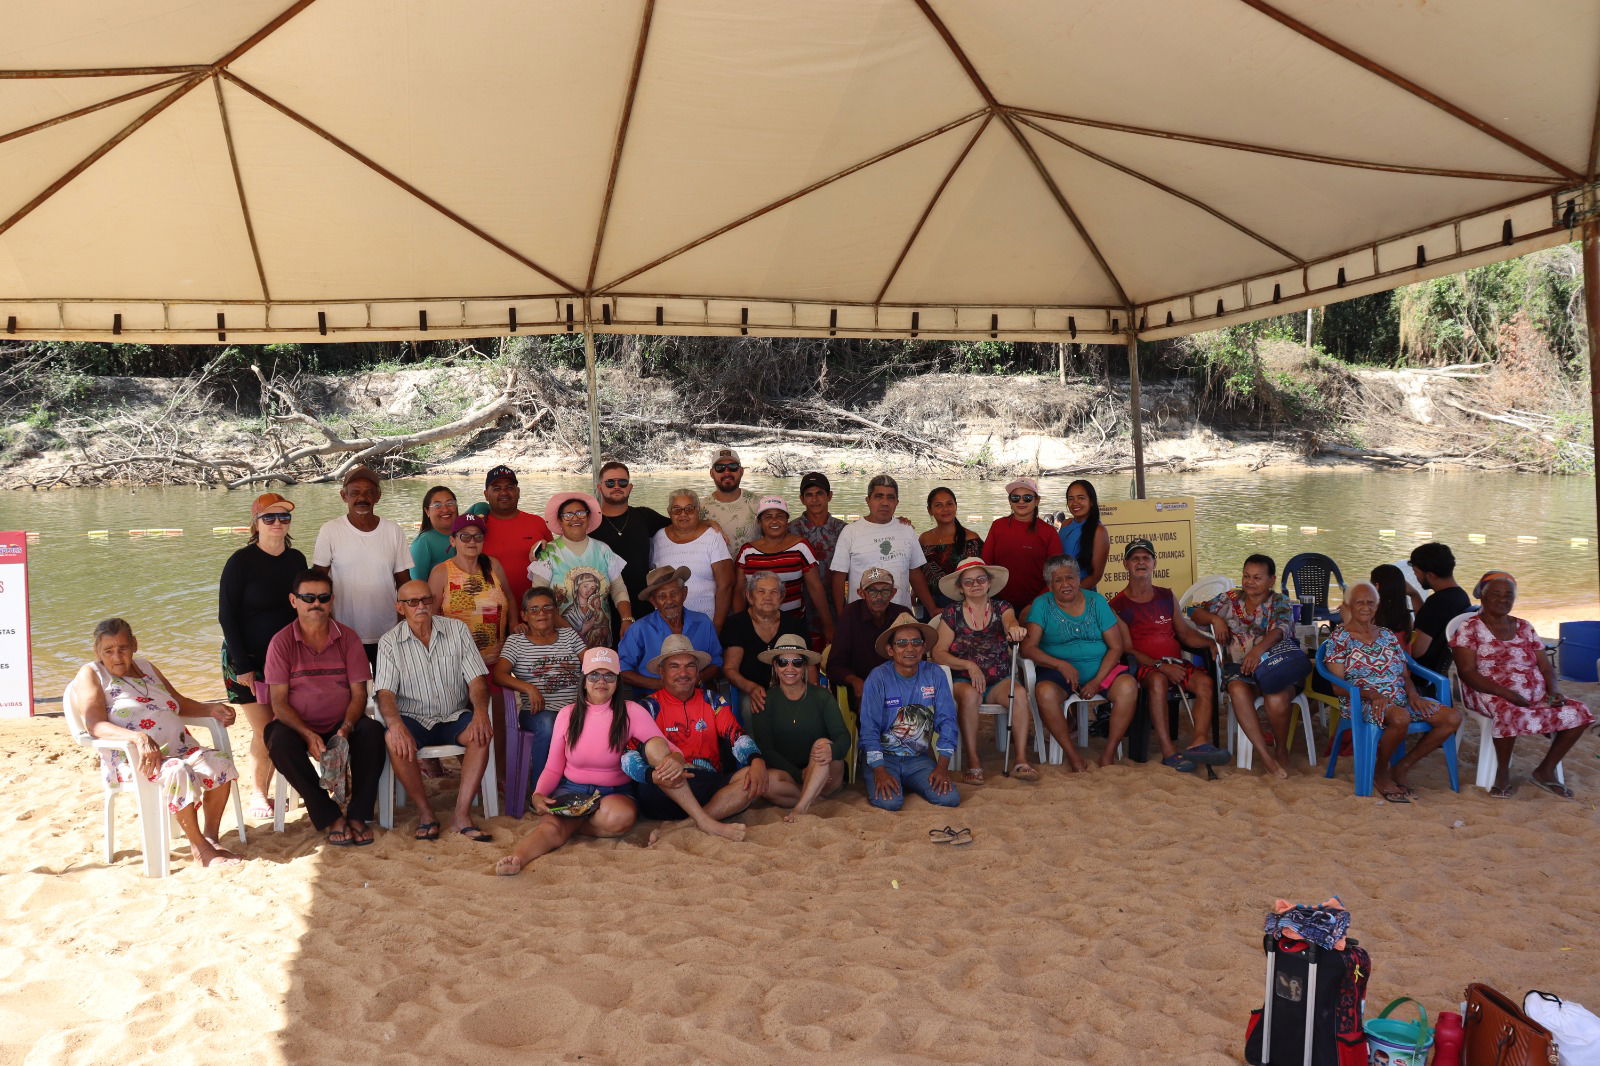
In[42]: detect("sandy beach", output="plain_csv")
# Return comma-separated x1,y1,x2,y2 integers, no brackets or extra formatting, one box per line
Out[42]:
2,677,1597,1066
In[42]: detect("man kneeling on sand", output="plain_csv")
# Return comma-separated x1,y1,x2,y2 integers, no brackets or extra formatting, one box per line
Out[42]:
860,615,961,811
623,634,796,839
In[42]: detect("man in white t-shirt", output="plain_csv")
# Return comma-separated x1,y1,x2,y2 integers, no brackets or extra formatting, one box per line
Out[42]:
312,465,412,667
829,474,939,617
701,446,759,552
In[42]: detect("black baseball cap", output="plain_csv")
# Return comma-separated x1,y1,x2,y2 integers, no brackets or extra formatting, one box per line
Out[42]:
799,472,832,494
1123,538,1156,560
485,464,518,488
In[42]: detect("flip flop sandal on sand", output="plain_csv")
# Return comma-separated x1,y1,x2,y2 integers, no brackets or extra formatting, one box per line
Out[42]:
456,826,494,843
960,768,985,785
1531,776,1574,799
1182,744,1232,766
1379,787,1411,804
414,822,441,841
1161,754,1198,773
1489,781,1518,799
326,826,356,846
929,826,973,846
1011,764,1041,783
348,822,375,846
247,796,275,820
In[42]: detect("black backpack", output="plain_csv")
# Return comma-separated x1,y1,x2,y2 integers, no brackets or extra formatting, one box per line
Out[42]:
1244,934,1371,1066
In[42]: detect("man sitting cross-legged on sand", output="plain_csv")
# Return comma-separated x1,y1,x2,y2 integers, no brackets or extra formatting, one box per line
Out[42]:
1107,539,1230,773
623,634,794,840
860,614,961,811
374,579,496,843
263,570,387,846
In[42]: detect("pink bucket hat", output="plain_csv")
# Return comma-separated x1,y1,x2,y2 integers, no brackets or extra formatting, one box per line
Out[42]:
545,491,603,535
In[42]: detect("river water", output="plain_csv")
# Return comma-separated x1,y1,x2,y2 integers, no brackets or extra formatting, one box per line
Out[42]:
6,467,1596,704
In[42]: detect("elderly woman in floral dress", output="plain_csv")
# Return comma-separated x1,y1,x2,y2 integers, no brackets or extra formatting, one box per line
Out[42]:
1451,570,1594,798
930,557,1028,784
1324,581,1461,802
70,618,243,869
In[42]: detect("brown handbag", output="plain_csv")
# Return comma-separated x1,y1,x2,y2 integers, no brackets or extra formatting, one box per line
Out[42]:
1462,983,1560,1066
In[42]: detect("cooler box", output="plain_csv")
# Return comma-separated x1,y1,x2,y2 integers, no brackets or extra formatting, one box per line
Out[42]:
1557,620,1600,682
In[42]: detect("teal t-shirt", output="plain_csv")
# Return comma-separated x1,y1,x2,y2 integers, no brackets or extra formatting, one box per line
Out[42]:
1029,588,1117,677
410,527,454,581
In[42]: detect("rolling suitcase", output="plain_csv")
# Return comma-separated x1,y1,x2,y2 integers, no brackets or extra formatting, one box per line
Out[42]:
1244,934,1371,1065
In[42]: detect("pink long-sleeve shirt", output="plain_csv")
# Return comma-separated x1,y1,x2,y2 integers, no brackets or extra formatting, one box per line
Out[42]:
535,701,664,795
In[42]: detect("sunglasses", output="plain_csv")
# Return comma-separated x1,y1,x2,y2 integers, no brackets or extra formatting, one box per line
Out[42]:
524,603,557,613
560,508,590,520
713,463,741,473
668,505,697,516
454,531,484,543
773,656,808,668
1009,494,1037,504
259,513,292,524
587,671,619,683
892,637,925,648
399,596,434,607
294,591,332,604
602,478,629,488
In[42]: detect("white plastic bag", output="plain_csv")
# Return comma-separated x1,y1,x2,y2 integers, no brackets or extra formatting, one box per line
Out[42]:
1525,991,1600,1066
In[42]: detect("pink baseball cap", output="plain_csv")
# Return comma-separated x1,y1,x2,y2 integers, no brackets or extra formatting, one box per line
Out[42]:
581,647,621,675
756,495,789,518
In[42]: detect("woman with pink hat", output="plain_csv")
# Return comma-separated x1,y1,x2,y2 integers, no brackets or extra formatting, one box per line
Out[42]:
494,647,685,876
528,490,634,647
980,477,1059,615
217,492,306,820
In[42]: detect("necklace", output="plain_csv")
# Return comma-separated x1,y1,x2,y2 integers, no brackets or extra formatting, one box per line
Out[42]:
114,668,153,699
603,508,631,537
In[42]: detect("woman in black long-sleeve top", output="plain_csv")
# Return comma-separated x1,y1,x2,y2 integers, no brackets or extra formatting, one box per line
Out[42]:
218,493,306,820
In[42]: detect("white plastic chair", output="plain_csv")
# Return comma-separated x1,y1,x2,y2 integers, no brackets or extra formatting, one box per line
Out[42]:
937,646,1027,773
63,682,247,878
271,770,302,833
1230,691,1316,771
1445,613,1565,790
1024,670,1119,764
373,701,500,829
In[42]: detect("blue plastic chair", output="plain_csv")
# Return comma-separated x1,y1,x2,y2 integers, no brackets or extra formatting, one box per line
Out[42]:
1282,553,1346,622
1316,642,1460,797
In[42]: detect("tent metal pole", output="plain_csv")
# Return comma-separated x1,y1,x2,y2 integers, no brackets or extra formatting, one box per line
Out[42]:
1126,325,1146,499
583,304,602,487
1583,219,1599,595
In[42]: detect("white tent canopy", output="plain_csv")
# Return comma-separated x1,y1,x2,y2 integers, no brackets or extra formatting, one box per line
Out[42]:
0,0,1594,347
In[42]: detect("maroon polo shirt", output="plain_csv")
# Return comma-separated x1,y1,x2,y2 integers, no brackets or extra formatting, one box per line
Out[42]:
263,618,372,731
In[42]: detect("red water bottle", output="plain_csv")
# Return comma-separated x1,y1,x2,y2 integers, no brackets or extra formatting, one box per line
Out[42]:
1432,1010,1464,1065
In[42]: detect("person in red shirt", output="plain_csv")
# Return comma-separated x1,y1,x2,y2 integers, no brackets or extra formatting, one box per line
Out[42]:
981,477,1059,618
474,464,550,618
624,635,798,837
1107,539,1228,772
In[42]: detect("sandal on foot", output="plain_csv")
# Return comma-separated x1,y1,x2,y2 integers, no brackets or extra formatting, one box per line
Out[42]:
326,826,356,846
1161,753,1198,774
1012,763,1041,783
348,821,374,846
960,768,986,785
1489,781,1518,799
1379,786,1411,804
456,826,494,843
247,796,275,820
1182,744,1232,767
414,822,441,841
1531,775,1574,799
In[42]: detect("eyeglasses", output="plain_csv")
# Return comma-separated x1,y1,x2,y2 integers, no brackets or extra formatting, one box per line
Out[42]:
294,591,332,603
960,572,991,584
668,505,697,516
892,637,925,648
862,585,895,595
587,671,619,683
259,513,292,524
524,603,557,613
560,508,590,520
399,596,434,607
425,499,456,509
602,478,629,488
454,531,484,543
773,656,808,668
1009,494,1037,504
712,463,741,473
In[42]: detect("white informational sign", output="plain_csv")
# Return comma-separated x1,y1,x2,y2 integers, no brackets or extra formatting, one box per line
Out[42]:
0,532,34,717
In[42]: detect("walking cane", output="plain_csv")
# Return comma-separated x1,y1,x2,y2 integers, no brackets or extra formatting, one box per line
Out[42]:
1003,641,1019,776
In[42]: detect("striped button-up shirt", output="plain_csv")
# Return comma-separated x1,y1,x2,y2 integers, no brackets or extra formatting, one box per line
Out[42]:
373,616,487,728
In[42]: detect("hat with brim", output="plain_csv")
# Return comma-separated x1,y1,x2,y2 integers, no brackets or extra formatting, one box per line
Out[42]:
251,492,294,519
640,565,691,604
545,490,602,535
874,613,939,659
757,633,821,667
647,633,712,677
936,557,1009,602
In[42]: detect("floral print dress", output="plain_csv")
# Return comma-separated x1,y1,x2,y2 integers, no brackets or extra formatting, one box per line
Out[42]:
939,597,1014,687
1325,626,1443,726
92,659,236,812
1449,615,1596,739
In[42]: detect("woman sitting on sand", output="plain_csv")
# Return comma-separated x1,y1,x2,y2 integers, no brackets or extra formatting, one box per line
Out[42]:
930,557,1029,784
1451,571,1594,798
1324,581,1461,803
495,647,688,876
746,635,850,821
70,618,243,869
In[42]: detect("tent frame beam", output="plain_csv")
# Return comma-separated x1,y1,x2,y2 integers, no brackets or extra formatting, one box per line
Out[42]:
875,113,993,304
213,76,271,301
1237,0,1580,180
585,0,655,294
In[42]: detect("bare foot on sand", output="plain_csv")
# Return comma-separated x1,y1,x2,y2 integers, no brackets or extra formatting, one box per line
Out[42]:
493,855,526,876
198,846,243,869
